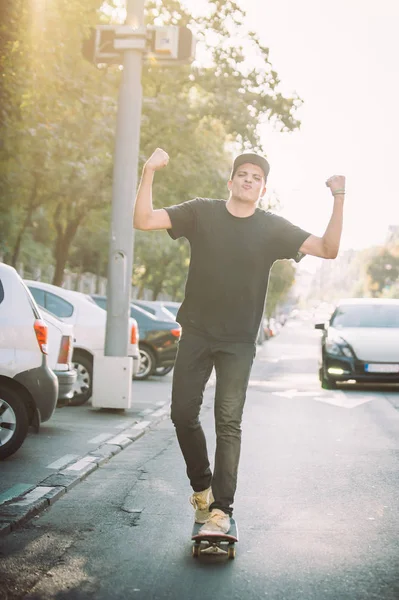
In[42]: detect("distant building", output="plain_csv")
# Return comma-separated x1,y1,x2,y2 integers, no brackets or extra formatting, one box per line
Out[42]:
386,225,399,248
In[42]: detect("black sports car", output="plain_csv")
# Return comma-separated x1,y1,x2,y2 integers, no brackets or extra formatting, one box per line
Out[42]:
315,298,399,389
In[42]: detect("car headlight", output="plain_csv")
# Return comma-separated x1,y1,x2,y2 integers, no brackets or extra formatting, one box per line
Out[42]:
325,336,354,358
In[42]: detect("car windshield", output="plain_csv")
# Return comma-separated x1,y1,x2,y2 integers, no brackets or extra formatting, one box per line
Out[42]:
331,304,399,328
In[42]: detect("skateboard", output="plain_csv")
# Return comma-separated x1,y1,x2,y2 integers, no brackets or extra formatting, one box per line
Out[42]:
191,518,238,558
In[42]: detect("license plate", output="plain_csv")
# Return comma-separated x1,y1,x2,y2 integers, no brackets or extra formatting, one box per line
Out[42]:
365,363,399,373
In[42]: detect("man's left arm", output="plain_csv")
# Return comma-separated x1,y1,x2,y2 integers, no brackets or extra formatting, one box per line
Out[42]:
299,175,346,259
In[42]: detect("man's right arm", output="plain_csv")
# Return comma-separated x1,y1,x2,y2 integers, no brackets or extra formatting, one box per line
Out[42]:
133,148,172,231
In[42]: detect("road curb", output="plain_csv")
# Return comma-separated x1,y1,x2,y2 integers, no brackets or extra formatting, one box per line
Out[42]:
0,403,171,538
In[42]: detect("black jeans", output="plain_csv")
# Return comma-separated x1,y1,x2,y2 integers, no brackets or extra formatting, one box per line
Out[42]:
170,330,256,516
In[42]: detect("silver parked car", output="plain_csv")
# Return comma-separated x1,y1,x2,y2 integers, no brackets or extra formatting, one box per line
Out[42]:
315,298,399,389
132,299,178,322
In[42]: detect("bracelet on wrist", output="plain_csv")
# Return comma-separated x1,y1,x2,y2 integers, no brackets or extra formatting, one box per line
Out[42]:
332,189,345,196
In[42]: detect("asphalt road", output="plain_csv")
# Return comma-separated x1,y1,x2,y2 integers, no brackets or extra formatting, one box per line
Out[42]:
1,318,398,600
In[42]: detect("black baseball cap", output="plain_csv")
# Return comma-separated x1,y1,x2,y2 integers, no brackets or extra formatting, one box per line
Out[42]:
230,152,270,181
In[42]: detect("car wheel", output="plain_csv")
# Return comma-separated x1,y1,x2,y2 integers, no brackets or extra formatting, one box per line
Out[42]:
134,346,156,380
0,386,29,460
320,367,337,390
69,353,93,406
155,365,174,376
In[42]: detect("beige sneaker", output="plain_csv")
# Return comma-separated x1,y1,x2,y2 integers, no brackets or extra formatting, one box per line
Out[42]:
189,487,214,523
199,508,231,535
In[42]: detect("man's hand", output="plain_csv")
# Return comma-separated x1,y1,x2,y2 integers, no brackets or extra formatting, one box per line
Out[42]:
134,147,172,231
144,148,170,172
325,175,346,197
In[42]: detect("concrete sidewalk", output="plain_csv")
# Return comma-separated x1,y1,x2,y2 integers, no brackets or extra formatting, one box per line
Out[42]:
0,377,173,537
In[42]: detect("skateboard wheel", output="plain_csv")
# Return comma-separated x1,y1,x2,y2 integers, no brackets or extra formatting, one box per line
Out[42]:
227,546,236,559
192,544,200,557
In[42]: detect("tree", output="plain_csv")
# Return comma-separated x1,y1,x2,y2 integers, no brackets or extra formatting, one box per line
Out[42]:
0,0,24,260
131,0,302,298
265,260,296,318
366,249,399,297
0,0,113,282
144,0,301,147
1,0,302,301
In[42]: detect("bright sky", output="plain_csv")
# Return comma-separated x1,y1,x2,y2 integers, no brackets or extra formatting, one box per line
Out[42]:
247,0,399,252
183,0,399,252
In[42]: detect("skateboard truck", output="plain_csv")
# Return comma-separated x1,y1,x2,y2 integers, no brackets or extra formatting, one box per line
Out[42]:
192,541,236,558
191,518,238,559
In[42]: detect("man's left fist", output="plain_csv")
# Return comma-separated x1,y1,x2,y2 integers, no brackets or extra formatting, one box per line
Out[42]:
325,175,346,196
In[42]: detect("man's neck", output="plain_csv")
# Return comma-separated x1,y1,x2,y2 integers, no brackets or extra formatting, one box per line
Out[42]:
226,196,257,218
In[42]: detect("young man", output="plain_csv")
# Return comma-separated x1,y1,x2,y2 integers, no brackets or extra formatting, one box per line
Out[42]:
134,148,345,534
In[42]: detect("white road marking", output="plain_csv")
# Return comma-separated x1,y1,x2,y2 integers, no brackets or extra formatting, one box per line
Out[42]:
249,380,306,389
272,388,375,409
267,374,321,386
88,433,113,445
0,483,34,504
47,455,79,470
130,420,151,430
115,420,137,429
65,456,97,471
279,355,308,360
13,487,55,506
258,358,280,363
315,393,374,409
272,389,322,399
105,434,131,445
150,407,170,417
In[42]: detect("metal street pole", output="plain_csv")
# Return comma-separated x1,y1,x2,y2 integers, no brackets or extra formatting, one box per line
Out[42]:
91,4,195,408
104,0,145,357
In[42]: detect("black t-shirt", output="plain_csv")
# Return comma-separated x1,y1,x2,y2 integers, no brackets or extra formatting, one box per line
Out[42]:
165,198,310,343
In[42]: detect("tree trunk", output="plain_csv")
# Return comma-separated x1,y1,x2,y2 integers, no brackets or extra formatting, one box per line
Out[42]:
151,280,163,300
150,256,175,300
52,202,84,286
11,177,39,267
52,248,69,287
136,283,145,299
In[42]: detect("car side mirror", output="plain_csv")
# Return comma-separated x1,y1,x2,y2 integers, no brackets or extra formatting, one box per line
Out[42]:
314,323,325,330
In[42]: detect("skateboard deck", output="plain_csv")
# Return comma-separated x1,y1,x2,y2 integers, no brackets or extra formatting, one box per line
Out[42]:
191,518,238,558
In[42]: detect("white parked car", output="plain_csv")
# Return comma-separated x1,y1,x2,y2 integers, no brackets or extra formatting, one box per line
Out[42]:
25,280,140,406
40,307,77,404
0,263,58,459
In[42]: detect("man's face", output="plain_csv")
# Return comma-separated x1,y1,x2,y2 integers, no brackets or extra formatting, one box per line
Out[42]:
228,163,266,204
